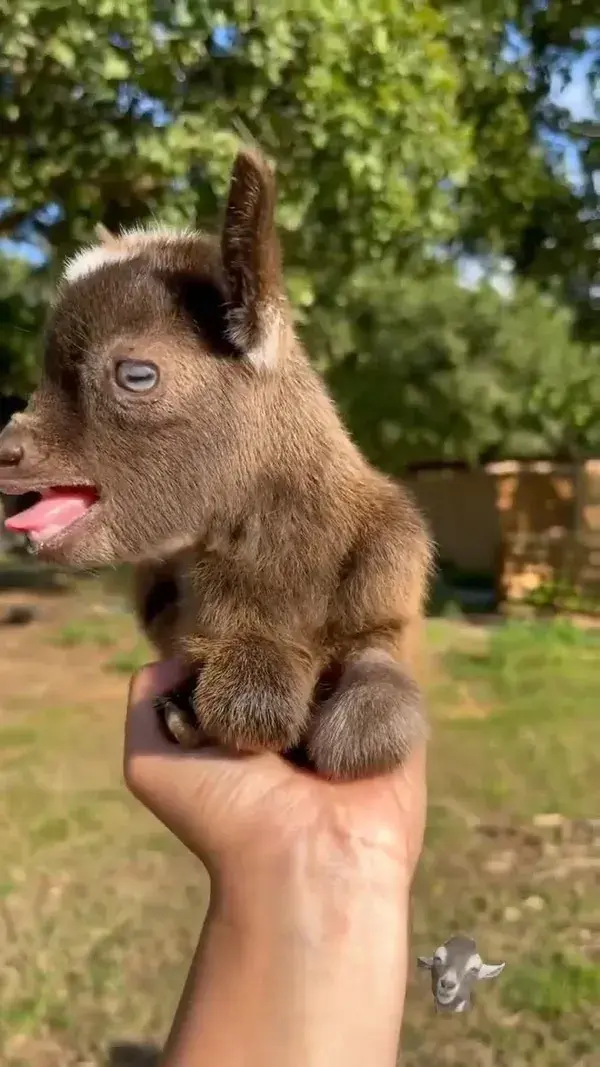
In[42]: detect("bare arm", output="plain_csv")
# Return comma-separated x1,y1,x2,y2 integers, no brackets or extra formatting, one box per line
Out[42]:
162,850,410,1067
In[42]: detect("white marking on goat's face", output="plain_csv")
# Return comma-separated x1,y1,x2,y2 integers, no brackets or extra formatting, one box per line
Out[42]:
62,226,197,285
466,952,483,976
433,944,448,966
435,966,460,1004
63,246,127,283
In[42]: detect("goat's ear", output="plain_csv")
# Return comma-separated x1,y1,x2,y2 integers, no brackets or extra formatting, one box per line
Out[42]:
221,147,284,371
477,961,505,980
417,956,434,970
94,223,121,249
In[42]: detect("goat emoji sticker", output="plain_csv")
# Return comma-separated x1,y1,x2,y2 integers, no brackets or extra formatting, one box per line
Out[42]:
417,934,505,1013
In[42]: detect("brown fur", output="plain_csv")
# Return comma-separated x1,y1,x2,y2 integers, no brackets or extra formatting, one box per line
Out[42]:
0,148,433,779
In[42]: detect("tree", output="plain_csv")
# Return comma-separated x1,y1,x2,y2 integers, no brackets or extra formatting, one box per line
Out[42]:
438,1,599,340
0,0,476,395
0,0,597,456
0,255,46,396
312,266,600,471
0,1,472,265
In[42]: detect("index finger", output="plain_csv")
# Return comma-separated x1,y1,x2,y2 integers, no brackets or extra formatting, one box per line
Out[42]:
123,658,188,774
127,658,188,709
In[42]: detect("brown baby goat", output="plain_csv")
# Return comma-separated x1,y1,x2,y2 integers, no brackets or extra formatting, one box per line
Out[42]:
0,149,433,779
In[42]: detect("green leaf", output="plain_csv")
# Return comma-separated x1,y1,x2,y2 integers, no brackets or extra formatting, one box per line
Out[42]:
102,51,131,80
45,37,76,69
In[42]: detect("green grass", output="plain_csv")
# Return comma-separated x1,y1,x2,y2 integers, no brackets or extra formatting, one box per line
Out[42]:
427,618,600,797
105,643,151,673
502,953,600,1020
404,616,599,1066
0,593,598,1066
54,620,118,648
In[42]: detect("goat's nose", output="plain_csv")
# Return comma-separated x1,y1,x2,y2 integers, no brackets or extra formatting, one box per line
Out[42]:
0,440,24,467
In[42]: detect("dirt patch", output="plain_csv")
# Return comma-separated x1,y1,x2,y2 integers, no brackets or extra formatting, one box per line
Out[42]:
0,585,142,715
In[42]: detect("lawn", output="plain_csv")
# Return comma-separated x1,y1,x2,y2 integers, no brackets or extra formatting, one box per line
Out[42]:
0,571,598,1066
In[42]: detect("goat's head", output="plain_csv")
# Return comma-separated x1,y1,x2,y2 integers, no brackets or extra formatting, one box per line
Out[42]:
418,934,505,1012
0,148,293,567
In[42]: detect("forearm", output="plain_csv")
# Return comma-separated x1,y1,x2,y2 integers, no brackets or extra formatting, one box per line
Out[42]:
161,851,410,1067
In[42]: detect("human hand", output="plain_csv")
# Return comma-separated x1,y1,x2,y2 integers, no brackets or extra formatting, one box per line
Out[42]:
124,658,426,909
123,659,427,1067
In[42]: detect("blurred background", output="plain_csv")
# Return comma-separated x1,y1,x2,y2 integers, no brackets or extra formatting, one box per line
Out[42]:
0,3,598,1066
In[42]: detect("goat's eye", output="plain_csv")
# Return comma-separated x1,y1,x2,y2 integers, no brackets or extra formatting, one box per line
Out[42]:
114,359,159,393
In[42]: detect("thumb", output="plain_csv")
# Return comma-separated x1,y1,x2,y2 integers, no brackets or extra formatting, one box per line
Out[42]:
123,660,261,859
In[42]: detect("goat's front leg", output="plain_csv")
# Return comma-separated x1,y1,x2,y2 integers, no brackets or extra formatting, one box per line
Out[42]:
132,558,180,658
156,634,317,753
307,642,426,781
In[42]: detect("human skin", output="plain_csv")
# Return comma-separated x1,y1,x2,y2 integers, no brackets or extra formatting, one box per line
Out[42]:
123,660,428,1067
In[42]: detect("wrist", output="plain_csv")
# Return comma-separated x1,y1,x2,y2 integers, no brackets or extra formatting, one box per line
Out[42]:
164,821,413,1067
215,818,411,937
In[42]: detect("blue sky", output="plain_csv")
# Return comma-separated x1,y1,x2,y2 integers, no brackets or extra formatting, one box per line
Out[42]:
553,55,597,122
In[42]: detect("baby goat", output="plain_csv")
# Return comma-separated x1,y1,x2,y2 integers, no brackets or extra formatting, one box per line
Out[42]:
0,148,433,779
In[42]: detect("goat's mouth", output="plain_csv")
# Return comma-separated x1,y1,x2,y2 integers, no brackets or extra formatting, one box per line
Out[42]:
3,486,100,552
435,986,459,1005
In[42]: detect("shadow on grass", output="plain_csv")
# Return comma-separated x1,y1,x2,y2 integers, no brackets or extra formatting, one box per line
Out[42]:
427,573,499,621
0,552,135,596
107,1043,160,1067
0,555,76,594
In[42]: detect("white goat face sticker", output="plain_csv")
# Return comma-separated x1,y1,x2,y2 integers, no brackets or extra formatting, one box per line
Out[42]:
418,936,506,1013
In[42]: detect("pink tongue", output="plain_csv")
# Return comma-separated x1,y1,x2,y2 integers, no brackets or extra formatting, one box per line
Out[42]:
5,489,97,536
